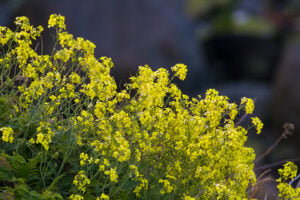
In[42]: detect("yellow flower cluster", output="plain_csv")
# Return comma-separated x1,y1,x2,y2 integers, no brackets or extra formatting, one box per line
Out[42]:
79,153,89,166
0,14,265,199
104,168,119,183
29,122,55,151
251,117,263,134
69,194,84,200
159,179,174,194
96,193,109,200
133,177,148,197
69,72,81,84
241,97,254,114
0,26,14,46
184,196,196,200
0,127,14,143
277,162,300,199
73,170,91,193
48,14,66,31
171,63,188,80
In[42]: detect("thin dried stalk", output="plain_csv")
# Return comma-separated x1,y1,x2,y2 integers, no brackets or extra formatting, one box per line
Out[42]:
255,123,294,164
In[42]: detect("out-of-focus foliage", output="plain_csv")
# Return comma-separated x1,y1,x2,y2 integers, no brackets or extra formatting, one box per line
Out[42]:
185,0,234,18
186,0,275,37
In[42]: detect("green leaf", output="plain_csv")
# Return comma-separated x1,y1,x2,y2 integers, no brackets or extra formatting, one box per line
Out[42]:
47,174,65,191
6,153,26,169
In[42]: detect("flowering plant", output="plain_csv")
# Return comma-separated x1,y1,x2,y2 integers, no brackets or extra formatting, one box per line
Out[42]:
0,14,297,200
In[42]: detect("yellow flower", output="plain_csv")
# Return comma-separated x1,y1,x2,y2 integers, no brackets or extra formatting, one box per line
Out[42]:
104,168,118,183
28,138,35,144
133,178,148,197
35,123,55,151
251,117,263,134
69,194,84,200
241,97,254,114
184,195,195,200
96,193,109,200
99,165,105,171
171,63,187,80
277,162,300,199
15,16,30,28
49,95,57,101
69,72,81,84
73,170,91,193
0,26,13,45
48,14,66,30
0,127,14,143
79,153,89,166
58,31,74,47
159,179,174,194
103,158,110,166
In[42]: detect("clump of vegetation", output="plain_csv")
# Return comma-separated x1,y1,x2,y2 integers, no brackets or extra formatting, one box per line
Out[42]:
0,14,298,199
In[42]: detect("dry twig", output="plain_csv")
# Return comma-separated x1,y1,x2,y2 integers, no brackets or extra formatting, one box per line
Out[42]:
255,123,294,164
248,169,274,200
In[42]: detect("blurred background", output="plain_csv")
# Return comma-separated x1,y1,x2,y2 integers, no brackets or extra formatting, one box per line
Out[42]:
1,0,300,198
